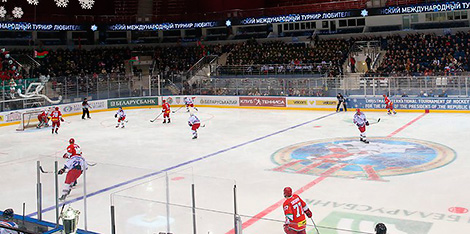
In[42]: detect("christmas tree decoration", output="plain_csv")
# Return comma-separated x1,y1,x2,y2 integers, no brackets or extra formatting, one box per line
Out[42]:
55,0,69,8
27,0,39,5
78,0,95,9
0,6,6,18
12,7,23,18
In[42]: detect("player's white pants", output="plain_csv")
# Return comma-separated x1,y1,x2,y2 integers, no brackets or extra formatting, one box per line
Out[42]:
62,183,72,196
360,132,366,139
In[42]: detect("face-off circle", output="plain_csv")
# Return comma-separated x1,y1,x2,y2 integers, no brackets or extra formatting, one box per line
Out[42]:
271,137,456,179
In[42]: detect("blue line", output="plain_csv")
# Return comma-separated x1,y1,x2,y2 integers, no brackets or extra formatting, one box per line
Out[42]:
27,112,336,217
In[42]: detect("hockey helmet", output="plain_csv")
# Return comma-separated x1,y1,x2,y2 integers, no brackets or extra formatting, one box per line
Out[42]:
2,208,14,220
162,99,166,103
382,94,386,97
375,223,387,234
356,108,361,113
69,138,75,144
55,107,59,110
283,187,293,198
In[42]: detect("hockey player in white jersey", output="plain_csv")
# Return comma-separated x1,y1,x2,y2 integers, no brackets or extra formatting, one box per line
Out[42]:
188,113,201,139
184,97,198,112
0,208,19,234
353,108,369,143
114,107,126,128
58,154,88,200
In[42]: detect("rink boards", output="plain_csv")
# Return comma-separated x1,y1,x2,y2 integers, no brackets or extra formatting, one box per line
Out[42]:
1,95,470,127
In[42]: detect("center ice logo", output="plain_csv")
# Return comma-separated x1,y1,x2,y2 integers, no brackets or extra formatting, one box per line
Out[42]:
271,137,455,181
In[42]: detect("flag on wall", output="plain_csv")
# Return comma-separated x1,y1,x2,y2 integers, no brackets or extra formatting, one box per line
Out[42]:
129,56,139,62
34,51,49,58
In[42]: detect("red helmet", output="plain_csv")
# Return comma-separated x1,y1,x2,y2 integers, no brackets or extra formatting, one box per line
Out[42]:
283,187,293,198
356,108,361,113
69,138,75,144
55,107,59,110
382,94,386,97
163,99,166,103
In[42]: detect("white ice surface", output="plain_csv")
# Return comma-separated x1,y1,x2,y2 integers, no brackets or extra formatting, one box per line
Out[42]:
0,108,469,234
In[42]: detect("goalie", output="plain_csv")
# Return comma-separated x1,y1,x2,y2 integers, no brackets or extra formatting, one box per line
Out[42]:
37,108,51,129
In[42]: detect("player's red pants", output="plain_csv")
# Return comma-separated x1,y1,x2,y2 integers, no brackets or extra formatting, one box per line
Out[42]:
38,115,47,123
191,123,200,131
52,121,60,128
118,116,126,122
186,104,194,107
284,226,306,234
386,103,394,110
163,110,170,118
358,125,366,133
65,169,82,184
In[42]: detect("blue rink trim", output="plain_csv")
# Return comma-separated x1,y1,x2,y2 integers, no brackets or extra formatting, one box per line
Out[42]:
27,112,336,218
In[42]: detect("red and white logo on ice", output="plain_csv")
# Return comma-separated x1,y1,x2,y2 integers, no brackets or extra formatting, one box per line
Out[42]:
239,97,286,107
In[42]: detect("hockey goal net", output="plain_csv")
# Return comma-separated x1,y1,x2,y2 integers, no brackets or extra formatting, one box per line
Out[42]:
16,110,43,131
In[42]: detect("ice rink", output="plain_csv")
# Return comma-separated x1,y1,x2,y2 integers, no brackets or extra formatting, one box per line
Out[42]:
0,107,469,234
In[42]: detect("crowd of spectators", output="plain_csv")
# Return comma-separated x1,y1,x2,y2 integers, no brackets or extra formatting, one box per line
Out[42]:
371,32,470,76
226,39,353,76
154,43,232,79
30,48,130,78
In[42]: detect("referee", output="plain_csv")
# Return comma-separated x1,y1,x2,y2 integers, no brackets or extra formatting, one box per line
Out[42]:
336,93,347,112
82,98,91,119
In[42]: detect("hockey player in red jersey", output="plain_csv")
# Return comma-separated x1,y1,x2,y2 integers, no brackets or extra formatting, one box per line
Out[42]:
282,187,313,234
63,138,82,159
353,108,369,143
383,94,397,115
114,107,126,128
37,108,50,129
49,107,64,134
162,100,171,124
59,138,87,200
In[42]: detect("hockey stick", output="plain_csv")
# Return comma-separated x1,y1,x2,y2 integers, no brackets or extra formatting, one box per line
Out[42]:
150,113,163,122
310,217,321,234
87,162,97,167
369,118,381,125
172,106,184,113
39,166,54,174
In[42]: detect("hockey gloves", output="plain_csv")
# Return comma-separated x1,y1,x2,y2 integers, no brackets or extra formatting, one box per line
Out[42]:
58,168,66,175
305,209,312,218
366,121,370,126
